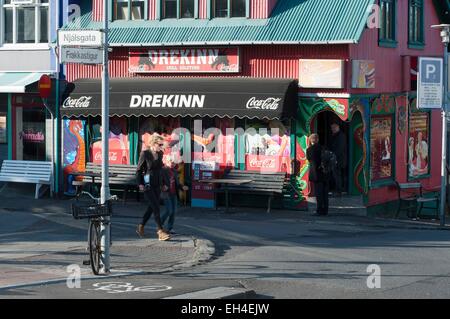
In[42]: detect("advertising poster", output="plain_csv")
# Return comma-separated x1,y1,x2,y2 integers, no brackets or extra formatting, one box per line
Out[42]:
0,114,6,144
408,113,429,178
192,118,235,168
129,47,239,73
244,120,291,173
352,60,375,88
299,59,344,89
92,117,130,164
370,116,393,181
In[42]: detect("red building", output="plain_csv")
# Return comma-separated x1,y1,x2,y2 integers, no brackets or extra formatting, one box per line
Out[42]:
61,0,445,215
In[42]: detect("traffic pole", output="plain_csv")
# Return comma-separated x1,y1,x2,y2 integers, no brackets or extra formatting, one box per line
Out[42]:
100,0,111,274
442,40,449,227
433,24,450,227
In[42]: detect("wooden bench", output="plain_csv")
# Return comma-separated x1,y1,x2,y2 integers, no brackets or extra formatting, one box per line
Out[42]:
395,182,439,219
0,160,53,199
75,163,139,202
219,170,286,213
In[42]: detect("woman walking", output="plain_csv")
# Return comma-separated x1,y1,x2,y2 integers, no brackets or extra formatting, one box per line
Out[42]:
135,133,171,241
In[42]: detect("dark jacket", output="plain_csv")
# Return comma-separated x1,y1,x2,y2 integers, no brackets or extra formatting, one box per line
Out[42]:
135,150,163,187
329,130,347,168
307,143,325,182
161,166,184,199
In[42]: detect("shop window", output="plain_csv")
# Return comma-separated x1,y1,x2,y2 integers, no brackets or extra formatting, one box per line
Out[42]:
379,0,397,48
191,117,235,168
408,0,424,49
139,116,182,160
162,0,195,19
408,112,429,178
17,108,46,161
213,0,246,18
113,0,145,20
2,0,49,44
244,119,292,174
88,117,130,164
370,115,394,182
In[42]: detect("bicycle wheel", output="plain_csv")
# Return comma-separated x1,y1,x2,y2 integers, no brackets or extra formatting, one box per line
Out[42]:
89,220,102,275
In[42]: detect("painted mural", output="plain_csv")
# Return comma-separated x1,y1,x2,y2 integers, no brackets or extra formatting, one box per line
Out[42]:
296,98,368,202
349,98,369,195
408,112,430,178
63,119,86,194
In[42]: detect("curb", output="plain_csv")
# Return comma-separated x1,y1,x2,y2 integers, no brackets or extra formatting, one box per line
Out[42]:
164,287,255,299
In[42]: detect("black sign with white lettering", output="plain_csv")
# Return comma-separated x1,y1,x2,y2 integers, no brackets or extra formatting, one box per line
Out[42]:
61,78,298,120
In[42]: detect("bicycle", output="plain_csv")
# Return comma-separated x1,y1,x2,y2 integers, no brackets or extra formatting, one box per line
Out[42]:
72,191,117,275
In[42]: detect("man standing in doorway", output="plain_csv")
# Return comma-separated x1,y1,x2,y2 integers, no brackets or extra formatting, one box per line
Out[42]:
329,122,347,196
307,134,329,216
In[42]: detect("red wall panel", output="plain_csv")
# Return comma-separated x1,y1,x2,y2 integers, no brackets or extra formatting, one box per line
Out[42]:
349,0,444,94
66,45,349,86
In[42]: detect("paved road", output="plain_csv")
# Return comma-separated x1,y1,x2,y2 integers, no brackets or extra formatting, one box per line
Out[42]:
1,199,450,299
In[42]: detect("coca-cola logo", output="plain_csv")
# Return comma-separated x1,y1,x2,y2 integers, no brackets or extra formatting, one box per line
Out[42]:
246,97,281,110
63,96,92,108
249,158,276,168
94,152,118,162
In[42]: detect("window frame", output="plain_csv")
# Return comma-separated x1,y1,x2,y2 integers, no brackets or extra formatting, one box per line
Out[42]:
161,0,197,19
211,0,249,19
1,0,50,47
408,0,425,50
112,0,148,21
378,0,398,48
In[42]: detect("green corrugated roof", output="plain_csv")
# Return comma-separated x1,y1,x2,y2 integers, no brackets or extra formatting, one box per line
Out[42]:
64,0,375,45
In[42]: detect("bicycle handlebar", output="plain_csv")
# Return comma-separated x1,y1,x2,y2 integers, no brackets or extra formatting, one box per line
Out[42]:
78,191,118,203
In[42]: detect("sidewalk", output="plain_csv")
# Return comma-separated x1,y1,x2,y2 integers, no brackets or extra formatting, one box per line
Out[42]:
0,185,215,290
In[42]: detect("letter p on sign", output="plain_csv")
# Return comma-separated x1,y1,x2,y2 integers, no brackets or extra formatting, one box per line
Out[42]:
426,64,437,80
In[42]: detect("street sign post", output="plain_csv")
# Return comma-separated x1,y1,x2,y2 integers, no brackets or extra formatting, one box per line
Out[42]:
60,47,103,65
58,30,103,47
417,57,444,110
38,75,52,99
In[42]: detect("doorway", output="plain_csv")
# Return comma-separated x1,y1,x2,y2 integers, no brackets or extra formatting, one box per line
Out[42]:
314,111,350,194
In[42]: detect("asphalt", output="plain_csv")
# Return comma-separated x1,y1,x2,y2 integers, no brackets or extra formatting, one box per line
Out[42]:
0,184,215,290
1,183,450,299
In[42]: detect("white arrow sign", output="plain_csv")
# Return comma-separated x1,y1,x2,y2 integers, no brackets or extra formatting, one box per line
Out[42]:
58,30,103,47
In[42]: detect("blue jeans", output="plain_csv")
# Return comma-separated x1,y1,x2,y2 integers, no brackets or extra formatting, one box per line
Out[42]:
161,194,177,231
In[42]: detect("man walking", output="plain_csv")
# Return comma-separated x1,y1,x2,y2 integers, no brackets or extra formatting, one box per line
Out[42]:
329,122,347,195
307,134,329,216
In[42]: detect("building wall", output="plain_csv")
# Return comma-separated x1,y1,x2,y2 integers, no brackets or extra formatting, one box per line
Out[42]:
348,0,444,94
66,44,349,86
92,0,277,21
348,1,444,207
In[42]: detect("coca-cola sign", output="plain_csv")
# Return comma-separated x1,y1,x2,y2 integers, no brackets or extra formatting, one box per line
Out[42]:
246,97,281,110
94,151,118,162
249,157,277,169
63,96,92,108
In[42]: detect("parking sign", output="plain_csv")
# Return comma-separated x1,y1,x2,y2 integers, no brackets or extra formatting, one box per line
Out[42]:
418,57,443,109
